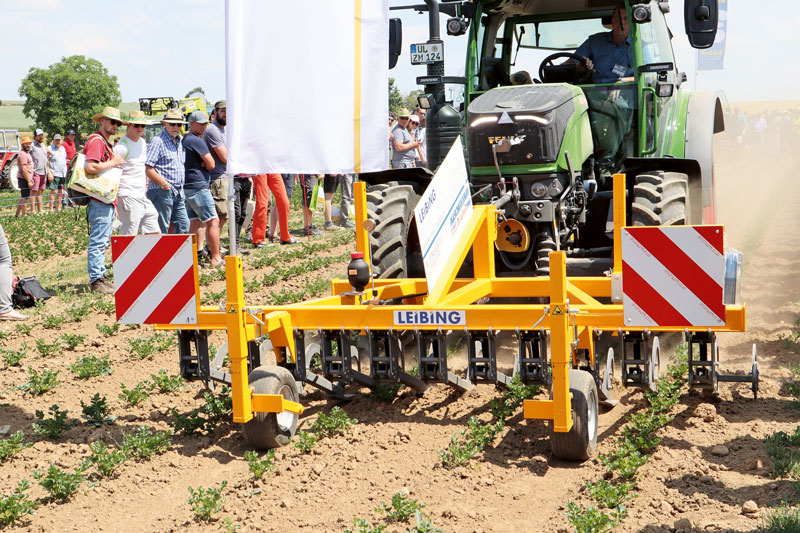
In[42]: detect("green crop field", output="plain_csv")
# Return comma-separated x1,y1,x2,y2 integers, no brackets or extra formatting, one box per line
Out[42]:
0,101,142,132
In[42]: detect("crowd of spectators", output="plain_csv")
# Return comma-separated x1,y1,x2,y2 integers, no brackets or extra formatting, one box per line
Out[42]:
720,106,800,158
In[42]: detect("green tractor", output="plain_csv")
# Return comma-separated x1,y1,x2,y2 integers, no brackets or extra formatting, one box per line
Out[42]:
363,0,724,278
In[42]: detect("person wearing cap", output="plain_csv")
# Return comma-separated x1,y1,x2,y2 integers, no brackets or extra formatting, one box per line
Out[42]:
47,134,68,212
84,106,126,294
204,100,230,232
30,129,53,213
145,108,190,235
183,110,224,267
114,110,160,236
15,136,34,217
63,129,78,161
391,109,421,169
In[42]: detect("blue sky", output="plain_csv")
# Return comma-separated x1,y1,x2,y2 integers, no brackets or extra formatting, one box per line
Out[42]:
2,0,798,103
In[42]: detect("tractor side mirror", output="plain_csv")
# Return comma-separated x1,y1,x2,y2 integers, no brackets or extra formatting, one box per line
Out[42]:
389,18,402,69
684,0,718,49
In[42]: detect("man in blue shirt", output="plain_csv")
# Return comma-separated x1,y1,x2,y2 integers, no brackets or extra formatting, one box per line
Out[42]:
575,3,633,84
182,110,222,267
145,109,190,234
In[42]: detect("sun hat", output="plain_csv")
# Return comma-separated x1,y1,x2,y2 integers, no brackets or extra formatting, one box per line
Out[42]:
409,115,420,124
20,136,32,144
53,134,62,140
92,106,123,123
214,100,226,110
162,109,187,124
125,110,149,125
397,108,410,118
189,110,209,124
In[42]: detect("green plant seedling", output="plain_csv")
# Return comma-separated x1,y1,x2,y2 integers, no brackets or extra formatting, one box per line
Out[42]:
14,323,34,336
81,393,117,427
187,480,227,522
69,354,112,379
149,369,184,394
368,383,402,403
35,338,60,358
439,416,504,469
759,503,800,532
344,517,387,533
92,298,117,314
170,409,207,436
118,381,151,407
59,333,87,350
18,367,59,396
0,479,39,526
85,441,129,478
244,450,275,481
765,427,800,479
220,517,241,532
41,314,66,329
311,406,358,437
409,509,445,533
566,502,623,533
33,463,87,501
586,480,636,509
378,492,425,523
292,431,317,454
0,431,32,463
65,302,91,322
96,323,120,337
1,346,27,368
120,426,172,460
0,330,8,342
32,405,77,439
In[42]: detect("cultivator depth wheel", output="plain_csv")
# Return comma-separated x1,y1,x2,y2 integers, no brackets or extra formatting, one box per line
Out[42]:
551,369,598,461
242,366,299,449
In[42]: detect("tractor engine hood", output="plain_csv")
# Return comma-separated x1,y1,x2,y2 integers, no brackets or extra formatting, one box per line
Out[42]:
467,84,577,168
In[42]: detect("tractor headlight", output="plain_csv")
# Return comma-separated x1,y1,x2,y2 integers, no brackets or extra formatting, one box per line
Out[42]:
531,182,548,198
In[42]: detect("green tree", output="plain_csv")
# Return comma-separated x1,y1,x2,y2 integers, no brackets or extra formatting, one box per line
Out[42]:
185,86,206,98
404,90,423,113
388,77,404,115
18,55,121,143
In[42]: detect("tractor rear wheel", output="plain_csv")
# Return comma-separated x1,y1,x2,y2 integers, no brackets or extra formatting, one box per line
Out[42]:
242,366,299,449
631,171,689,226
366,182,423,278
550,369,598,461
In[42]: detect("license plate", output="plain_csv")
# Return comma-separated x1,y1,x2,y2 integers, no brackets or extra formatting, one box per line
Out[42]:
410,42,444,65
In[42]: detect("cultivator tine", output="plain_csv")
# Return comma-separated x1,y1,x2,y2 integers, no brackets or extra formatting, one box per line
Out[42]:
292,329,350,399
468,328,511,386
320,328,374,388
687,331,718,395
415,328,473,392
596,347,617,407
514,328,550,386
708,336,760,399
367,329,427,392
620,330,657,391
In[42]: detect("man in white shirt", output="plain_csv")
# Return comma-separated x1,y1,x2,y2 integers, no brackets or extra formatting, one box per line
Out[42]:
114,110,160,235
47,134,68,212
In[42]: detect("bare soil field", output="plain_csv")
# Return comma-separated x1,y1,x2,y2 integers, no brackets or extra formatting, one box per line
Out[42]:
1,142,800,533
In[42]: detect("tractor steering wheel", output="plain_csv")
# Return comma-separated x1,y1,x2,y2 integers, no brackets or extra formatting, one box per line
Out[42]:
539,52,592,84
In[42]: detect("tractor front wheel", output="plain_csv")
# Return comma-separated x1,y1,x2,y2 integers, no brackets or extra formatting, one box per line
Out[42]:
242,366,299,449
550,369,598,461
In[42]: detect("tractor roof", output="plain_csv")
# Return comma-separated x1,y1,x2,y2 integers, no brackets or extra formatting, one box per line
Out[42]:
479,0,657,16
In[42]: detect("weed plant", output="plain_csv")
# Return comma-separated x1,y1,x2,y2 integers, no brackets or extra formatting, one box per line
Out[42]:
120,426,172,460
0,431,32,462
32,405,76,439
34,463,87,501
765,427,800,479
69,354,112,379
81,394,116,427
119,381,151,407
0,479,39,526
759,504,800,532
18,367,59,395
187,480,227,521
244,450,275,481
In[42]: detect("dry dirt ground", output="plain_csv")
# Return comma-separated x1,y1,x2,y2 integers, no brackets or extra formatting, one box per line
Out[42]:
1,143,800,533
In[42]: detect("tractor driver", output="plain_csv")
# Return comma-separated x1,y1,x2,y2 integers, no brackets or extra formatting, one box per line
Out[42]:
574,3,633,84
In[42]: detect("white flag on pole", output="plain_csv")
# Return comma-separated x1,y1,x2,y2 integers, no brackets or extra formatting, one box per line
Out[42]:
226,0,389,175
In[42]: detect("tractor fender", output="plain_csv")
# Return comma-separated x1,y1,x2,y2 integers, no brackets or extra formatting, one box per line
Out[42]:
684,91,725,215
623,157,703,224
359,167,433,195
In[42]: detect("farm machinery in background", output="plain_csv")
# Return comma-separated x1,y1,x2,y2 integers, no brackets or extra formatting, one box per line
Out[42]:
0,129,21,190
117,0,757,462
138,96,211,142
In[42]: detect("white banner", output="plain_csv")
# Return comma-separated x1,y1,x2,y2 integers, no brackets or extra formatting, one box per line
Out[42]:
225,0,389,174
414,136,473,297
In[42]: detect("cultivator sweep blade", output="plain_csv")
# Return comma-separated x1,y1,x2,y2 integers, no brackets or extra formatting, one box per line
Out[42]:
687,331,759,398
416,329,474,391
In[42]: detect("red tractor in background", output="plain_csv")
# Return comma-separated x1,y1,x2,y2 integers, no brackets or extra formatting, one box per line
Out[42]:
0,129,21,190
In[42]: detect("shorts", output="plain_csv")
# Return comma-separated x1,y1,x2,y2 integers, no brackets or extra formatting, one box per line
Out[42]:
31,173,46,191
184,188,219,223
117,195,161,235
48,175,66,190
323,174,339,194
299,174,316,209
17,178,30,198
209,178,228,218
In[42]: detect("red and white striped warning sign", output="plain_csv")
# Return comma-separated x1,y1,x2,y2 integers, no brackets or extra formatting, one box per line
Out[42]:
111,235,199,325
622,225,725,327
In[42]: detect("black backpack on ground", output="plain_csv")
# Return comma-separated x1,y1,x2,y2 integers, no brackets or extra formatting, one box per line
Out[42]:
12,276,51,308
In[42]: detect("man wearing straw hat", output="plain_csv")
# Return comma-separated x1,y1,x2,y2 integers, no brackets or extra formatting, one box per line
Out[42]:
145,108,190,234
114,110,160,235
84,106,125,294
